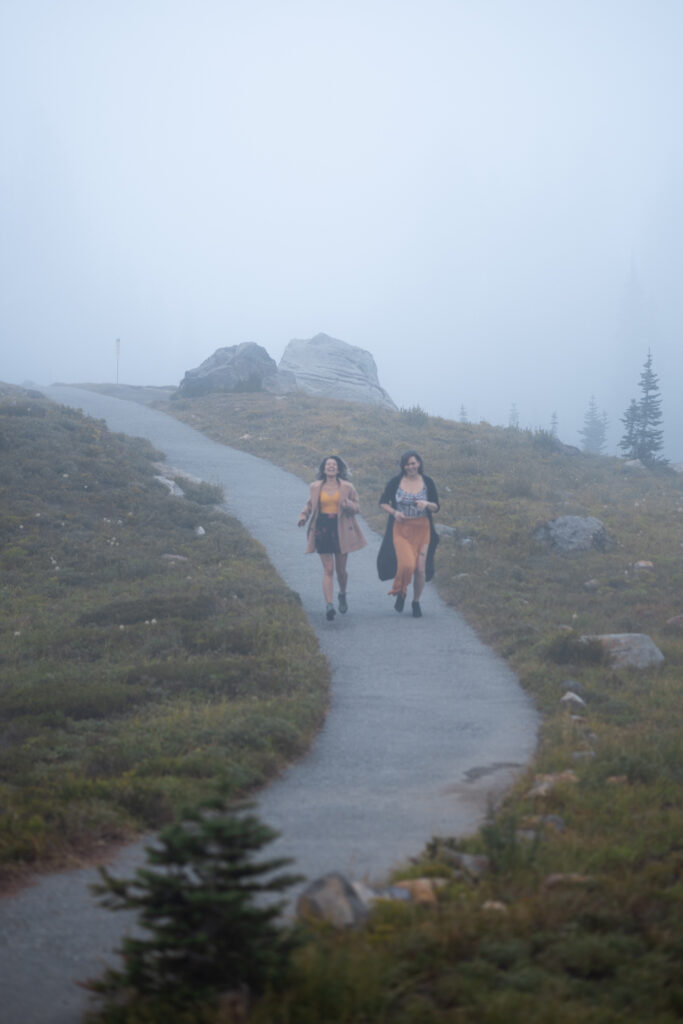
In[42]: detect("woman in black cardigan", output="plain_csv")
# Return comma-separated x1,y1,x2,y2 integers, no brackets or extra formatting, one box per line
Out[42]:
377,450,439,617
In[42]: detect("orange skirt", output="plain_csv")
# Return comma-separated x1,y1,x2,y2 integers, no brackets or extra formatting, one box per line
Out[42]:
388,517,430,597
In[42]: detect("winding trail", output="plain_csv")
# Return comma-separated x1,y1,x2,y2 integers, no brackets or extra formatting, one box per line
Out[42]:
0,387,538,1023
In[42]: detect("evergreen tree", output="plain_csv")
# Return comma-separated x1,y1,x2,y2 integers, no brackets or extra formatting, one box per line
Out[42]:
579,396,608,454
508,403,519,429
89,796,302,1010
459,404,468,423
619,350,666,464
619,399,640,459
635,349,665,463
550,411,558,437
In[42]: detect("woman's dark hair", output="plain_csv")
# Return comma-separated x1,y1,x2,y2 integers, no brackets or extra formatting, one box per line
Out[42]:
317,455,349,481
399,450,424,473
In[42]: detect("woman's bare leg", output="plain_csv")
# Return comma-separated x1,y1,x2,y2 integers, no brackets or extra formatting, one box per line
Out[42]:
335,553,348,594
319,554,334,603
391,525,417,597
413,545,428,601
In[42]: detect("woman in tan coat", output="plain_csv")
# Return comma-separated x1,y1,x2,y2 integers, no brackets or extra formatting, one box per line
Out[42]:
298,455,367,620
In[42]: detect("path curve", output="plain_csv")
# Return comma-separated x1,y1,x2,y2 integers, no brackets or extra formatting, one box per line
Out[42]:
0,387,538,1023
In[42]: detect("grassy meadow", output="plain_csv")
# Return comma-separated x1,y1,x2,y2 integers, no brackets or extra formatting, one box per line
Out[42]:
0,393,329,887
155,390,683,1024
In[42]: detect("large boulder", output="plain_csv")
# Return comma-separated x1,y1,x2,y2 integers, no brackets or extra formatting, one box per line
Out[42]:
533,515,614,553
580,633,665,669
279,333,396,409
177,343,295,397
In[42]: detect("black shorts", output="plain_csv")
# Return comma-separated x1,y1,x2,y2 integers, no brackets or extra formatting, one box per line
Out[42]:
314,513,340,554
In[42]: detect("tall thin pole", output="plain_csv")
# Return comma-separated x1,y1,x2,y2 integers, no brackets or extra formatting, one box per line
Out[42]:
116,338,120,384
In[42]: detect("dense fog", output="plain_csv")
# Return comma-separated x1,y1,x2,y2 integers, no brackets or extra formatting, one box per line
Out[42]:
2,0,682,458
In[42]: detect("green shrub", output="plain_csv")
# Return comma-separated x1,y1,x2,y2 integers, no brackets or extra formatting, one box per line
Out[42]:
88,796,301,1012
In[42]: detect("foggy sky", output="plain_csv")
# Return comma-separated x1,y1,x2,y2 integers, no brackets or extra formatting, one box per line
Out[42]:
2,1,682,459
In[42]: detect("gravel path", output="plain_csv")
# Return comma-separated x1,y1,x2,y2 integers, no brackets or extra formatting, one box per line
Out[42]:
0,387,538,1023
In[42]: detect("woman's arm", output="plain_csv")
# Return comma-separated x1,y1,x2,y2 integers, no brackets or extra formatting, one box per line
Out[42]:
340,483,361,515
297,498,312,527
378,476,398,508
379,476,405,521
380,501,400,519
425,476,440,512
297,484,315,527
415,477,439,514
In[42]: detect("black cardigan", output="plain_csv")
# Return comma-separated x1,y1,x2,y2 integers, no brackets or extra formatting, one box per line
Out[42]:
376,474,440,582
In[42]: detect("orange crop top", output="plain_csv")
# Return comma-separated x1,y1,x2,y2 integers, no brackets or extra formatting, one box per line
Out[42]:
319,489,341,515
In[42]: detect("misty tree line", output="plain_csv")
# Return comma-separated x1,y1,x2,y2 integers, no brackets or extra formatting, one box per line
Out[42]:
459,351,666,466
579,350,666,464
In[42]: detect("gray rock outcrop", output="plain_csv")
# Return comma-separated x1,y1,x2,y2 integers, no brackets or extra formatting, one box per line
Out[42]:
177,343,295,397
533,515,614,553
279,333,396,408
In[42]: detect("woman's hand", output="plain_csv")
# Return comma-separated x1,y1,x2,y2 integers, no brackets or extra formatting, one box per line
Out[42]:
393,509,406,522
297,514,307,528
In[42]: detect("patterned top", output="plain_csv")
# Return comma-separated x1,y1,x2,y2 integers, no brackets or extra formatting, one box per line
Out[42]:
395,484,428,518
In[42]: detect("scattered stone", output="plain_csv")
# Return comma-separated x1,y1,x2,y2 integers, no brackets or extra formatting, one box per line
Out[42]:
622,459,646,472
633,560,654,574
606,775,628,785
350,881,411,907
194,526,206,537
435,523,458,537
542,872,596,889
435,850,491,880
526,770,578,798
482,900,508,913
561,679,588,697
296,873,369,928
583,578,600,591
580,633,664,669
561,691,586,707
532,515,614,553
161,553,190,562
393,877,448,905
154,475,184,496
665,614,683,629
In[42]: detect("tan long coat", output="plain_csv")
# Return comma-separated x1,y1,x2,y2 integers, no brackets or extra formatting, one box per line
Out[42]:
300,479,367,554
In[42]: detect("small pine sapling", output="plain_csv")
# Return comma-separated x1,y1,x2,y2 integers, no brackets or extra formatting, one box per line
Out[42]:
88,795,302,1011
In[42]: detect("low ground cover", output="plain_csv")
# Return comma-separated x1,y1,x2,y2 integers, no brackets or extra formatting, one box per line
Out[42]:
0,396,329,885
161,391,683,1023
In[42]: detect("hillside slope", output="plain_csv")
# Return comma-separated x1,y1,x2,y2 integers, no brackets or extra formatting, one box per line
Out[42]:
0,393,329,885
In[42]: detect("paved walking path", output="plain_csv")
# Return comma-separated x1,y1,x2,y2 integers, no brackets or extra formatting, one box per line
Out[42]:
0,387,538,1023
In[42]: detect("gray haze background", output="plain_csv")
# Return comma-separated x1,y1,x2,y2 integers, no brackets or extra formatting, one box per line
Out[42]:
2,0,682,458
